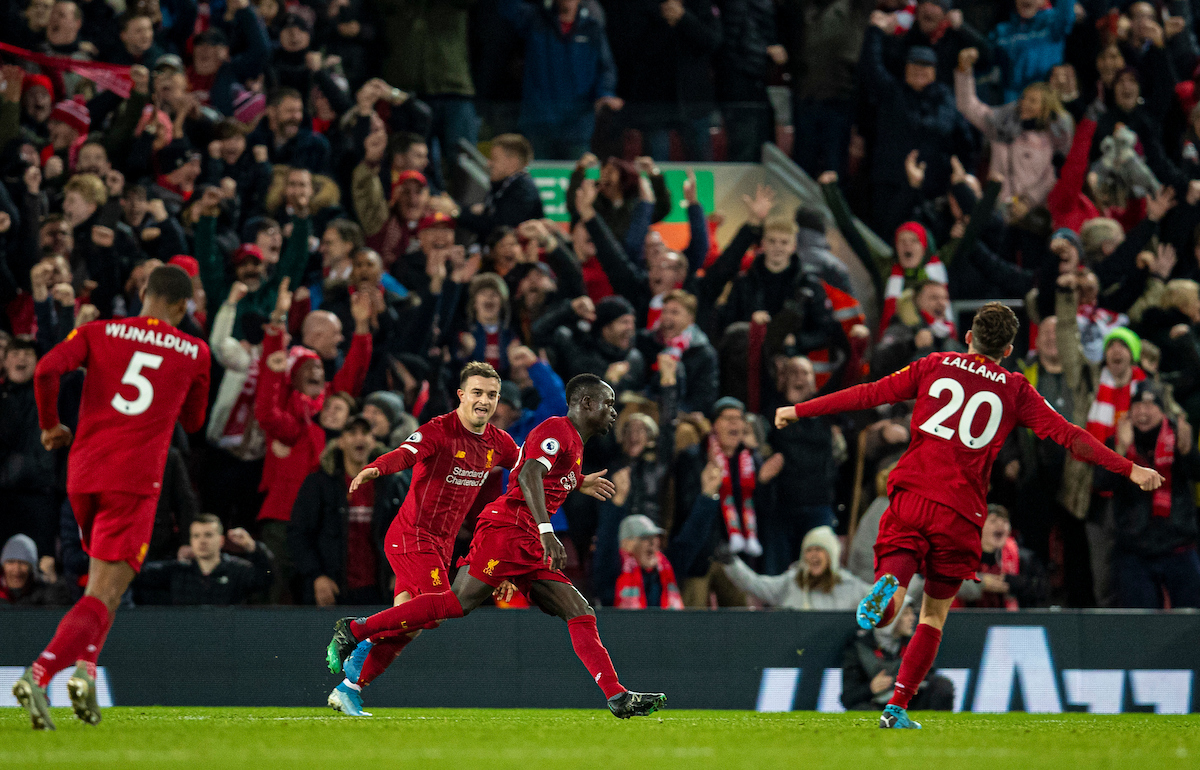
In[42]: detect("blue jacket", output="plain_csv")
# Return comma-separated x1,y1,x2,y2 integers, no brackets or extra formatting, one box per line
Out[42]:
499,0,617,132
989,0,1074,103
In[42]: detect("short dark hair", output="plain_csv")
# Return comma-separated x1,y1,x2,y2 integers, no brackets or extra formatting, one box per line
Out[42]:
566,372,607,406
913,279,945,298
970,302,1019,359
119,11,152,31
327,218,365,249
460,361,501,387
388,131,426,156
268,87,303,108
145,265,195,305
191,513,224,535
7,337,37,355
122,183,147,201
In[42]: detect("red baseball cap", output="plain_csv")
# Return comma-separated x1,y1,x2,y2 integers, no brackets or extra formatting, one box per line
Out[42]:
417,212,456,232
233,243,264,265
168,255,200,278
395,170,427,187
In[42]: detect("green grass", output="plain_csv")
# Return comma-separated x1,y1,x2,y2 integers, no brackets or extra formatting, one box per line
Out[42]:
3,708,1199,769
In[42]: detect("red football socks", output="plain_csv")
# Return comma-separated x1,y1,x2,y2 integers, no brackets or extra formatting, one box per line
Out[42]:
567,615,625,699
356,636,412,686
78,608,116,680
888,623,943,709
350,591,463,639
32,596,109,688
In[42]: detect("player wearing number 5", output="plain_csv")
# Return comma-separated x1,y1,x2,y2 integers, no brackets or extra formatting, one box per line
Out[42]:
14,266,210,731
775,302,1162,730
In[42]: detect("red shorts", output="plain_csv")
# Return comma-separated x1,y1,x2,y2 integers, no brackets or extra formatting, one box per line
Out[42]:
461,519,572,595
69,491,159,572
874,488,982,584
386,547,451,598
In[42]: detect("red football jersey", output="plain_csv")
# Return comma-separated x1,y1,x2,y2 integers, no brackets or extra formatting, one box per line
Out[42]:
793,351,1133,525
480,416,585,538
369,410,520,559
34,317,211,496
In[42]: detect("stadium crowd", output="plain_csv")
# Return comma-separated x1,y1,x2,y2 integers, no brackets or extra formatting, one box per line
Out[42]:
2,0,1200,617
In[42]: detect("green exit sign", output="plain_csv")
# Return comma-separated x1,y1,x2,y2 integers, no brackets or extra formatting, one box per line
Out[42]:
530,167,715,224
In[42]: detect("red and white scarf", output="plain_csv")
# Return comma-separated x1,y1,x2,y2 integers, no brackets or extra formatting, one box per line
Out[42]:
708,433,757,543
1085,366,1146,442
920,308,957,341
614,551,683,609
1127,416,1175,519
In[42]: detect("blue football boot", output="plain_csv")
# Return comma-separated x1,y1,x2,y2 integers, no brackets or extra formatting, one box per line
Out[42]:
857,574,900,629
327,682,372,717
879,704,921,729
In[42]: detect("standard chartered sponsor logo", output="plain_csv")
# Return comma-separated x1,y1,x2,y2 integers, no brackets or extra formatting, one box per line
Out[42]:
445,466,489,486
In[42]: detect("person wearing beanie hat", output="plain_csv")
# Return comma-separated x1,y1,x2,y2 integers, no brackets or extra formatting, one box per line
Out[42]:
1098,374,1200,609
362,390,413,449
1085,326,1146,443
716,524,873,610
1,534,69,606
22,74,55,126
46,98,89,163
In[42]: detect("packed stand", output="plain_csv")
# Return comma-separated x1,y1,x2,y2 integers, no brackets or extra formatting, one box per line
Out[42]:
1,0,1199,615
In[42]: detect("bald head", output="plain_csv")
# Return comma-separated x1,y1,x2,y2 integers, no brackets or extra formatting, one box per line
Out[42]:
302,310,343,361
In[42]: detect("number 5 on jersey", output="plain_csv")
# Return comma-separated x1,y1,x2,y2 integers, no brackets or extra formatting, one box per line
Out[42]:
112,351,164,416
918,376,1003,449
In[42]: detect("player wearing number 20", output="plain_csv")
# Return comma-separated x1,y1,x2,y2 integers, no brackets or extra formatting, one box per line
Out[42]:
13,266,210,731
776,302,1162,731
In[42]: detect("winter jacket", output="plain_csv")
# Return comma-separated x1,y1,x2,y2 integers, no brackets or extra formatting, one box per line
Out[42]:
780,0,872,101
989,0,1074,102
1095,424,1200,558
245,122,332,176
635,325,719,415
955,68,1073,209
724,555,871,609
860,26,970,192
376,0,475,97
499,0,617,137
714,0,777,86
604,0,722,118
135,547,273,606
505,361,568,446
535,302,648,393
288,444,405,601
0,379,56,493
254,328,372,523
796,228,852,295
667,442,764,577
456,171,545,238
767,414,837,506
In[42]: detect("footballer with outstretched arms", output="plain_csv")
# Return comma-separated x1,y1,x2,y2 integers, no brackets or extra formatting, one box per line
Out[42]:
14,266,211,731
327,374,667,718
775,302,1162,729
326,361,523,716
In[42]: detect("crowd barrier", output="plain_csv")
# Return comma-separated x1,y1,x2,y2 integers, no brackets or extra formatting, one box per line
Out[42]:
2,608,1196,713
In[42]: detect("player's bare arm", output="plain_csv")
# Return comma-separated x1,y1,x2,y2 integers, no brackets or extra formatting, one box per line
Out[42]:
348,466,380,494
774,405,798,430
516,458,566,570
1129,464,1165,491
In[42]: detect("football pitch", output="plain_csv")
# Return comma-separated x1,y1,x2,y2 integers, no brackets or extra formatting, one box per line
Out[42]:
3,708,1199,769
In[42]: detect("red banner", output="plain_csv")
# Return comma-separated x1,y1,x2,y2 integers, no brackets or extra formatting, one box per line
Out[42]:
0,42,133,99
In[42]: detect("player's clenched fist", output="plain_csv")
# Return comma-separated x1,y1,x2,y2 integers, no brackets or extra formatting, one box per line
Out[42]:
774,405,798,429
41,424,73,451
350,466,380,494
1130,464,1165,491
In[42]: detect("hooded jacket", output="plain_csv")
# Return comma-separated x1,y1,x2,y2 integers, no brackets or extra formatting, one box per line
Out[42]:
288,443,407,601
989,0,1074,103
